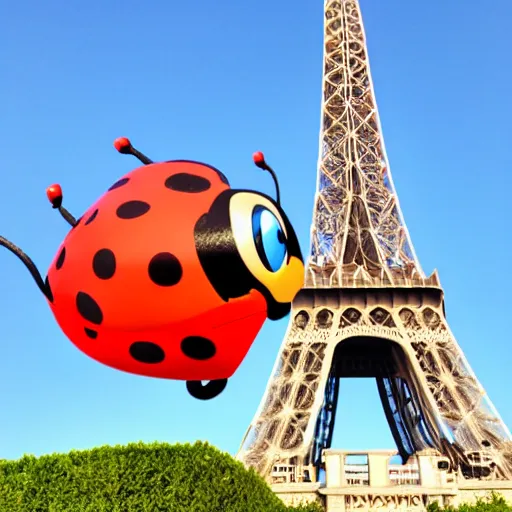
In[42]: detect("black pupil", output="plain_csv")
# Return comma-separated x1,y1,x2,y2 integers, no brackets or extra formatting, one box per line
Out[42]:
277,229,285,244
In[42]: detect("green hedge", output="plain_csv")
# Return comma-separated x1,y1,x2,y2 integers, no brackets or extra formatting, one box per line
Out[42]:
0,441,324,512
428,493,512,512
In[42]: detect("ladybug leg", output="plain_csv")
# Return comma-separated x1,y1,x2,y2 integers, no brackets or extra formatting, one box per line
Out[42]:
0,236,53,301
186,379,228,400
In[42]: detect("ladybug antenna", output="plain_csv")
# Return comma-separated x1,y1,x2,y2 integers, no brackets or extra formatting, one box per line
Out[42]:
253,151,281,205
46,184,77,227
0,236,53,301
113,137,153,165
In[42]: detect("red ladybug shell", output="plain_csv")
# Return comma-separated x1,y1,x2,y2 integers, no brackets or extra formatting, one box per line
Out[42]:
46,161,268,381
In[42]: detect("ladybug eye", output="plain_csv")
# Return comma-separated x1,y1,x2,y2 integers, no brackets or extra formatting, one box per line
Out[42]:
252,206,287,273
227,191,304,306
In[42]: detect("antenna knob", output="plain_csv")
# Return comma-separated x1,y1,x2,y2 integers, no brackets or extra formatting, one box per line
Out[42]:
114,137,133,154
46,184,63,209
253,151,267,169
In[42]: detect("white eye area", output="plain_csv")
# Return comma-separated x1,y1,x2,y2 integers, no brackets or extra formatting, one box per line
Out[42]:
251,206,288,273
260,209,276,233
229,191,290,281
227,191,304,304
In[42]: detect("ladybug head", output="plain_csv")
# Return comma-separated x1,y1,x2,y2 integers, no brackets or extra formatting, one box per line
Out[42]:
114,137,304,321
193,152,304,321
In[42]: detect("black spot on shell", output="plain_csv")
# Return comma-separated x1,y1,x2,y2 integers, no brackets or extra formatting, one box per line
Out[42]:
84,209,99,225
164,161,230,185
181,336,216,360
56,247,66,270
76,292,103,325
108,177,130,191
148,253,183,287
92,249,116,280
84,328,98,339
129,342,165,364
165,173,211,193
214,170,229,185
116,201,151,219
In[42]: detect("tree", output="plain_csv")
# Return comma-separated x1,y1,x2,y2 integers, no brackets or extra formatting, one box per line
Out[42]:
428,493,512,512
0,441,324,511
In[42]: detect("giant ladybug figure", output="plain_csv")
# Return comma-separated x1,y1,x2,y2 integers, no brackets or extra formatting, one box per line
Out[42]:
0,138,304,400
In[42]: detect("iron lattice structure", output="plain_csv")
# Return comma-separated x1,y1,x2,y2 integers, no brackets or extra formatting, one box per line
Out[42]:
237,0,512,482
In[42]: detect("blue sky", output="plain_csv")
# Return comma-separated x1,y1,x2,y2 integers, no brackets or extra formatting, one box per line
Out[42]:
1,0,511,461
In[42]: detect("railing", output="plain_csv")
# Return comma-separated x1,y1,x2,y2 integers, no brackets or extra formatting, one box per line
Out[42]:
270,464,301,484
343,464,421,486
271,463,422,486
388,464,421,486
344,463,370,486
305,268,440,289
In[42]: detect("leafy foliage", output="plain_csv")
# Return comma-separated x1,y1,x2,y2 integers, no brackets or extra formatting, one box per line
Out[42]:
0,441,324,511
428,493,512,512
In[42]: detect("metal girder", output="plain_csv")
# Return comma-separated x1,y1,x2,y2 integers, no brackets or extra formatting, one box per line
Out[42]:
237,0,512,483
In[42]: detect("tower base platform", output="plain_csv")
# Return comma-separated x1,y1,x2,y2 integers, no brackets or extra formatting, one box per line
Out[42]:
270,449,512,511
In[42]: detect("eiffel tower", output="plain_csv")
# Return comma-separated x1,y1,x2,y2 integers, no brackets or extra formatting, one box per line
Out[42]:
237,0,512,483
